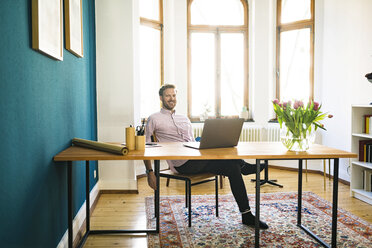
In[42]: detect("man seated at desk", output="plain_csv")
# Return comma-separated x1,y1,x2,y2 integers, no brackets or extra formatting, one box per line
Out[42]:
143,84,269,229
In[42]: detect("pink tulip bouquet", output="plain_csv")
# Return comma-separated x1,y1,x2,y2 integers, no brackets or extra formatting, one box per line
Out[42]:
272,99,333,151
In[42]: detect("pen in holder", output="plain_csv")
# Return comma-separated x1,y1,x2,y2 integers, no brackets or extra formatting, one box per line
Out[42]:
136,119,146,136
126,126,135,150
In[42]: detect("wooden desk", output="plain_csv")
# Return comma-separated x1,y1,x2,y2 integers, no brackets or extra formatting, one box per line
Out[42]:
54,142,356,248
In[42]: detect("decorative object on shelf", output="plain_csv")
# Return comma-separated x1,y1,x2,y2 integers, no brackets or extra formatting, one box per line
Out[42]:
272,99,333,151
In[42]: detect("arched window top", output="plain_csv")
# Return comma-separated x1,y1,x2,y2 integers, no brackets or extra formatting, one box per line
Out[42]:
190,0,245,26
280,0,311,24
140,0,160,21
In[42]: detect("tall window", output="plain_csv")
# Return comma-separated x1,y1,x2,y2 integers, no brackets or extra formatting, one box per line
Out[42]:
139,0,163,118
187,0,249,121
276,0,314,103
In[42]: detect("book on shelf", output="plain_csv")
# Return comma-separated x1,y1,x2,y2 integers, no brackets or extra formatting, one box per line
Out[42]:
358,140,372,161
364,115,372,134
368,144,372,162
364,170,372,192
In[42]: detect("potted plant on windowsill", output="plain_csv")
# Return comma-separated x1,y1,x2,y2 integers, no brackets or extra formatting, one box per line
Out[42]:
272,99,333,152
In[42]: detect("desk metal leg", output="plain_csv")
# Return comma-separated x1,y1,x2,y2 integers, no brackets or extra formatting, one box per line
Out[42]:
255,159,261,248
215,175,219,217
297,159,303,225
187,179,192,227
86,161,90,233
298,158,333,248
70,160,159,248
68,162,73,248
154,160,160,232
78,161,91,248
332,158,339,247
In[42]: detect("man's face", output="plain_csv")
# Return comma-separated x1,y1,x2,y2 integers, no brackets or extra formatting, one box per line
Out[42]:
160,88,177,111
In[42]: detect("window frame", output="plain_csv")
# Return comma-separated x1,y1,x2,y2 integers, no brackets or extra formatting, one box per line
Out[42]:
140,0,164,88
276,0,315,102
187,0,249,122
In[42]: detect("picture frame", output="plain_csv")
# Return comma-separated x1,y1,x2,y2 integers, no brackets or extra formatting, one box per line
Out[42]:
32,0,63,61
65,0,84,57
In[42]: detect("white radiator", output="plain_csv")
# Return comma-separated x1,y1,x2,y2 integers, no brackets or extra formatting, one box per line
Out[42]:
192,125,263,142
239,126,262,142
266,125,281,142
192,123,204,138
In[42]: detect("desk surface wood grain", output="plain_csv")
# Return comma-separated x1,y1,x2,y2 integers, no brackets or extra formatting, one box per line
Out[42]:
54,142,357,162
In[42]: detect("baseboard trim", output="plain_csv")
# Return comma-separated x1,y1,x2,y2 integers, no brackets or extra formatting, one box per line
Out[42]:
56,185,139,248
98,178,138,191
56,183,100,248
72,190,101,247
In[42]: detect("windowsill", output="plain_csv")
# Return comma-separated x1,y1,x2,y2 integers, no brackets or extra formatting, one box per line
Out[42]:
268,119,278,123
191,118,255,123
191,119,279,124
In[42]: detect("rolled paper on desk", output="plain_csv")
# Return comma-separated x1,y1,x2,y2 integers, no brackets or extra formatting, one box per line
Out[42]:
72,138,129,155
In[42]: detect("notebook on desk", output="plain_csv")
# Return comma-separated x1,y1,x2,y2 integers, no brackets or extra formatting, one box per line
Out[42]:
183,118,244,149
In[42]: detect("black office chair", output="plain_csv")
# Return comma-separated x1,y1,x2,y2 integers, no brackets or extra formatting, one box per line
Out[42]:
151,135,219,227
250,160,283,188
159,169,219,227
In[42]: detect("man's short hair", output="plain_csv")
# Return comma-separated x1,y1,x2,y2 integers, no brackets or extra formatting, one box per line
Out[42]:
159,84,176,96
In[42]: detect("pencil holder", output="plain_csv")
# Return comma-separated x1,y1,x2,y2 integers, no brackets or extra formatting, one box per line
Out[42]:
135,135,145,150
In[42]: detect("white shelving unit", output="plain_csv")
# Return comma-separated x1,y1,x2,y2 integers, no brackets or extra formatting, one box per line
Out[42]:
351,105,372,205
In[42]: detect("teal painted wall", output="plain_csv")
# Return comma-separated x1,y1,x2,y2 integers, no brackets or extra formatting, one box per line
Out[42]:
0,0,98,247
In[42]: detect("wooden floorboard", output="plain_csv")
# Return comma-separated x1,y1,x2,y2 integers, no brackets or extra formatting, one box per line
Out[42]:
82,168,372,248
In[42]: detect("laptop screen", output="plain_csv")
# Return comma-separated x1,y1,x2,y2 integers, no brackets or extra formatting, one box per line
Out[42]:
185,118,244,149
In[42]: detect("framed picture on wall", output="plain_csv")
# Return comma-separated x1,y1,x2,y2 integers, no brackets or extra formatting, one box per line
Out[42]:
31,0,63,61
65,0,84,58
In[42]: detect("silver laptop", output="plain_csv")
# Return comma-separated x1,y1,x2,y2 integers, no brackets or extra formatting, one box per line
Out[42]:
184,118,244,149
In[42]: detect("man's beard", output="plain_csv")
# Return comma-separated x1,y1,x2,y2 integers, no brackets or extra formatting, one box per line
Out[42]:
162,100,176,110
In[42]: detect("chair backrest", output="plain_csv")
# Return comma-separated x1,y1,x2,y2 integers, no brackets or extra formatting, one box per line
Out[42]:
151,132,158,142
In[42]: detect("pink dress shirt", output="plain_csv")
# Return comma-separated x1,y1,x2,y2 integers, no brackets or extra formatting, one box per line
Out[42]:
145,108,195,172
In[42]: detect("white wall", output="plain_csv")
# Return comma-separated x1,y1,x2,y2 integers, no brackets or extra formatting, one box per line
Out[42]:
95,0,372,189
95,0,140,190
248,0,277,124
163,0,188,115
317,0,372,181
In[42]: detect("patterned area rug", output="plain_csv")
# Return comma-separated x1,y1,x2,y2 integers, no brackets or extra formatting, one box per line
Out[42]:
146,192,372,247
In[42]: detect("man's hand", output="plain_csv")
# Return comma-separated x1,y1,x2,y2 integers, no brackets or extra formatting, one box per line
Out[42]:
147,171,157,190
143,160,157,190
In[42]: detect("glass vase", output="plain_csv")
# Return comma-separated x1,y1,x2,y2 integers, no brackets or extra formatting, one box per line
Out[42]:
280,125,316,152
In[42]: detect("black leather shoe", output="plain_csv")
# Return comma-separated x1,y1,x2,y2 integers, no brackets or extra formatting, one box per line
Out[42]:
242,213,269,229
241,162,265,175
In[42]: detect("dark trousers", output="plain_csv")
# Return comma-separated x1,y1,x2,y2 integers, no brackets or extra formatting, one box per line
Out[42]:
175,159,250,213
